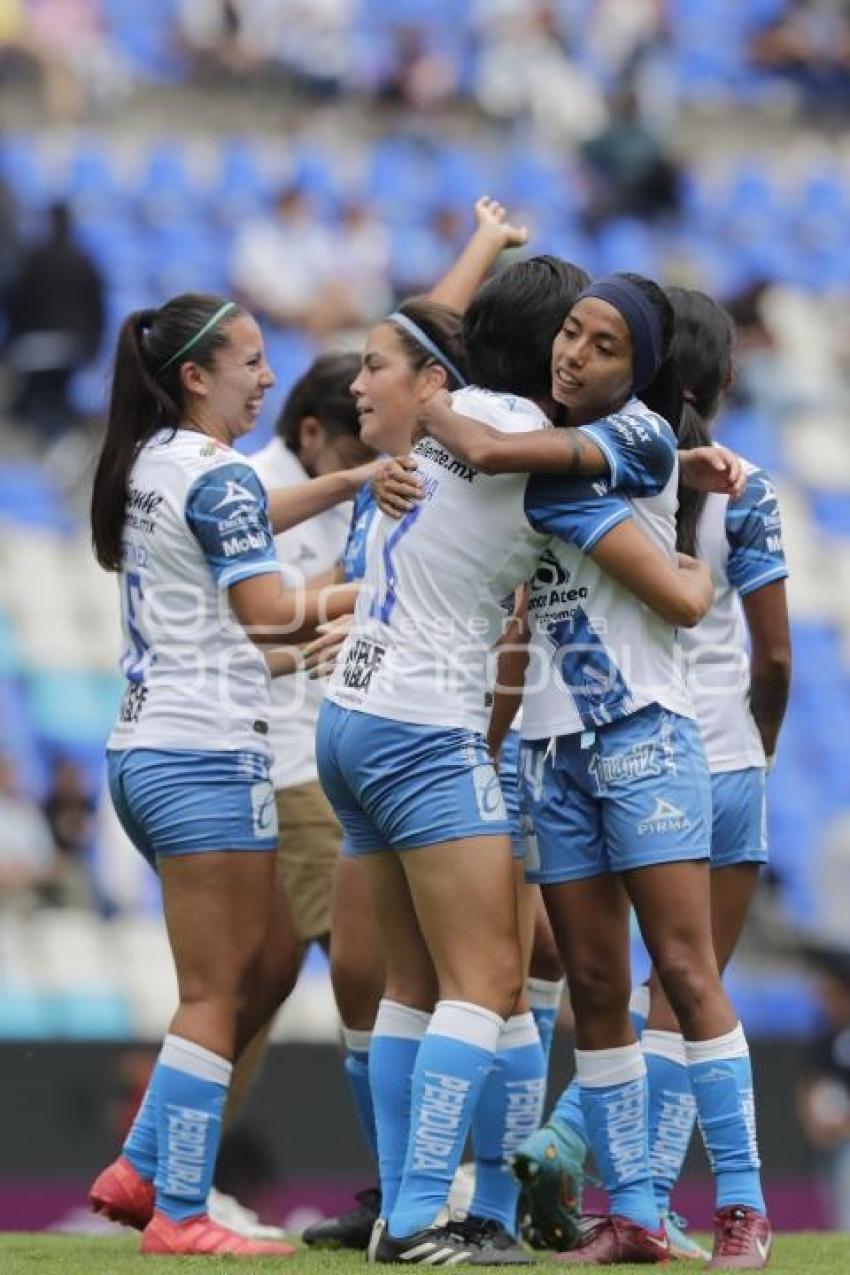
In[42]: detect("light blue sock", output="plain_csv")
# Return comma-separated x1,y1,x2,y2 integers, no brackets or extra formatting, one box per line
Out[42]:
370,1000,430,1219
153,1035,231,1222
471,1013,546,1232
576,1043,660,1232
643,1030,696,1213
390,1000,502,1239
629,984,650,1036
343,1028,378,1161
122,1070,159,1182
686,1023,765,1214
526,977,563,1071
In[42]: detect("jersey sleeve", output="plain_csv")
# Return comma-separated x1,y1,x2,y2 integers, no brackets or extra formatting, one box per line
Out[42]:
725,467,789,597
580,411,677,495
524,473,632,554
341,482,378,583
184,462,280,590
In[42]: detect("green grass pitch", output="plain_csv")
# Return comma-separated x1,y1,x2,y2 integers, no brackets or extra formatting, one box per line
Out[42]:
1,1233,849,1273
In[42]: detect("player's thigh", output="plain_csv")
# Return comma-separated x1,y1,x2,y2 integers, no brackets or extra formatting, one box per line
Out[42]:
401,833,523,1016
274,779,341,945
359,849,436,1012
711,863,761,971
329,851,386,1027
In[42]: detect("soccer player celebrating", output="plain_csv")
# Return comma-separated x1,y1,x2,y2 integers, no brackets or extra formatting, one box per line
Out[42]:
87,293,364,1257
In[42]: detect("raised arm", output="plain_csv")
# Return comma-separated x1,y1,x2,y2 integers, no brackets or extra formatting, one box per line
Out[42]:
266,459,381,534
428,196,528,314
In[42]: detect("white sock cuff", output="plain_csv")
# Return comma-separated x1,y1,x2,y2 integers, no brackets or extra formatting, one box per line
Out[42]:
629,985,651,1020
161,1034,232,1086
373,999,431,1041
642,1029,687,1066
342,1027,372,1054
526,977,565,1010
430,1000,503,1053
685,1022,749,1065
498,1012,541,1052
575,1042,646,1089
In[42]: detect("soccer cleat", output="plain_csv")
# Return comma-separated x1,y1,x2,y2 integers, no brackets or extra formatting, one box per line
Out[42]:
555,1214,670,1264
662,1209,711,1262
89,1156,155,1231
368,1216,529,1265
452,1214,532,1263
511,1118,587,1250
708,1206,772,1269
301,1186,381,1250
208,1186,288,1240
140,1210,297,1256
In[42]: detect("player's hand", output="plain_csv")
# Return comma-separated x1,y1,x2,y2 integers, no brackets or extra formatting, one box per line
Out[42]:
679,445,745,500
373,455,423,518
474,196,528,250
346,456,386,497
415,388,453,443
303,615,354,679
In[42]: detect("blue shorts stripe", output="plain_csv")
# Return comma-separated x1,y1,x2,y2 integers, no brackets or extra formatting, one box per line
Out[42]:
710,767,767,868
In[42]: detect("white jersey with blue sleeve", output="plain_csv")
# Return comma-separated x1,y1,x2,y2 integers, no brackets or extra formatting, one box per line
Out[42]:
520,397,694,740
107,429,280,755
325,387,550,733
679,461,788,773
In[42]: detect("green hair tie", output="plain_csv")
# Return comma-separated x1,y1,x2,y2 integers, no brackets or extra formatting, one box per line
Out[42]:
159,301,237,373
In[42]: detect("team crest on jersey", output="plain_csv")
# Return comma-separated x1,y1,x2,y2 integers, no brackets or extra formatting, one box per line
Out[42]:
212,479,258,511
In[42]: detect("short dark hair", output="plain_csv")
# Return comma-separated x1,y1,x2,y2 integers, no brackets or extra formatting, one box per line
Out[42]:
463,255,590,401
277,351,362,452
388,296,468,389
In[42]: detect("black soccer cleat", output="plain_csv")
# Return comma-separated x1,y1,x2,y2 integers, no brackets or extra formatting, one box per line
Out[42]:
301,1186,380,1250
451,1214,532,1263
367,1216,531,1265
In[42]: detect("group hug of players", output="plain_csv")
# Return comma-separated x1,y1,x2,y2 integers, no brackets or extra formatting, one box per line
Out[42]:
85,199,789,1266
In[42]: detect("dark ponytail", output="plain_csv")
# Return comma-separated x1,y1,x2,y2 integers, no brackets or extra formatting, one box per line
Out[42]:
666,286,736,556
91,292,244,571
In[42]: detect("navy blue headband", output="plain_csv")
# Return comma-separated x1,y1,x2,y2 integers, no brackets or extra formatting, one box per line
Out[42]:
575,276,664,392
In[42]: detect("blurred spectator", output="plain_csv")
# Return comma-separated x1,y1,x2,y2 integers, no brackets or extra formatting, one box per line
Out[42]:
579,86,680,227
749,0,850,114
3,200,105,439
177,0,266,81
389,204,465,297
0,754,58,912
231,186,387,336
377,24,459,111
798,948,850,1230
41,757,95,910
0,178,19,317
472,1,607,145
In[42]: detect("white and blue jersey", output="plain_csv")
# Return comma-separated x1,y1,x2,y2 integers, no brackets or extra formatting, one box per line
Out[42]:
518,398,710,883
320,387,550,854
521,397,693,739
106,428,281,860
681,460,788,868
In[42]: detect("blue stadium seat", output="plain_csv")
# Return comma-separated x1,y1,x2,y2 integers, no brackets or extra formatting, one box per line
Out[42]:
0,135,52,211
49,989,133,1039
102,0,186,83
0,988,55,1040
27,673,124,750
594,218,659,279
809,490,850,539
0,609,21,676
212,141,274,226
0,466,72,532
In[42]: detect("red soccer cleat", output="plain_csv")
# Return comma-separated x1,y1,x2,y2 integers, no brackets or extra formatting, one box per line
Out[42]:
140,1210,297,1257
556,1214,670,1264
708,1206,772,1269
89,1156,155,1230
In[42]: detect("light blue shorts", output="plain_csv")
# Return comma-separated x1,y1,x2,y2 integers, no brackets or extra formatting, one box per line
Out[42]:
107,748,278,868
316,701,510,856
520,702,711,884
710,767,767,868
499,728,525,862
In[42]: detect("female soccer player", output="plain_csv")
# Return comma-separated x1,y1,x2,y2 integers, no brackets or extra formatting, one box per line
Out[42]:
422,273,773,1268
87,293,364,1257
316,261,718,1266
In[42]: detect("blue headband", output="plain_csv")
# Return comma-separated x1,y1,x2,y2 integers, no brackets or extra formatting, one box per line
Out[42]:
574,276,664,392
388,311,467,388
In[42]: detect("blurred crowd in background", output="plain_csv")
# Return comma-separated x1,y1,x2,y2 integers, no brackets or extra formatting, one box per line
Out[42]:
1,0,850,1212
